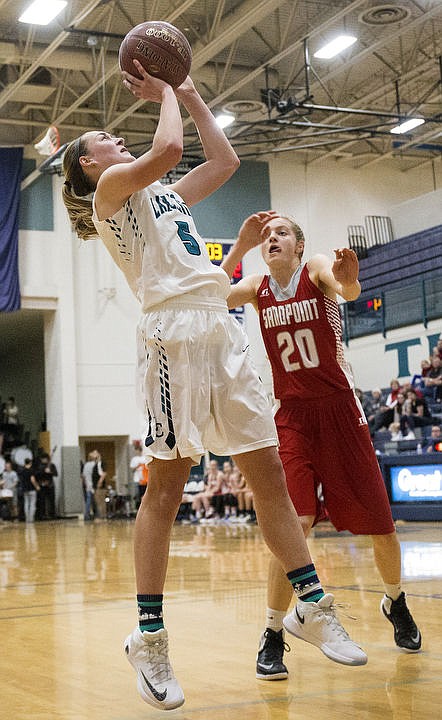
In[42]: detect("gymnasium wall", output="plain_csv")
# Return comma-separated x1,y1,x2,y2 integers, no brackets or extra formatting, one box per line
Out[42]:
11,151,442,511
241,155,442,393
390,187,442,238
19,160,53,231
267,155,442,255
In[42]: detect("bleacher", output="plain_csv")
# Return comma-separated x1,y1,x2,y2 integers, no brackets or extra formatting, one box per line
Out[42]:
356,223,442,296
344,220,442,339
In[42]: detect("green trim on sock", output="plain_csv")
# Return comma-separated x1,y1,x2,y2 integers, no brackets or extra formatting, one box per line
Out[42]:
140,622,164,632
302,591,324,603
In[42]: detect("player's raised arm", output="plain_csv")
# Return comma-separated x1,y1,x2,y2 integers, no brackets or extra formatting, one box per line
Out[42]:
168,77,240,207
95,61,183,212
222,212,276,310
222,212,278,278
225,274,262,311
308,249,361,301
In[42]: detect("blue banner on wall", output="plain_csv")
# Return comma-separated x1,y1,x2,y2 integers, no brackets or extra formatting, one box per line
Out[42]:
0,147,23,312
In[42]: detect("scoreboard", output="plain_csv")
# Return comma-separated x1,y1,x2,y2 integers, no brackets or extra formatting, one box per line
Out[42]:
366,296,382,312
205,241,244,322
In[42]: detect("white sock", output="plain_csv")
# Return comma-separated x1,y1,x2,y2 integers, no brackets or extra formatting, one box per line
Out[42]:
265,607,286,632
384,583,402,601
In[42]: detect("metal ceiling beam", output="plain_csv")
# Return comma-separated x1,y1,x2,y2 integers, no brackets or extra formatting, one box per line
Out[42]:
19,0,287,187
0,0,104,110
307,58,440,164
277,100,442,123
15,0,442,186
306,3,442,93
20,0,202,189
180,0,368,124
301,6,442,163
104,0,288,132
190,0,286,66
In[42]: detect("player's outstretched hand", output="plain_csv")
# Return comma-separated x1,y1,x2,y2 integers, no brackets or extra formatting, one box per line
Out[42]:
121,59,171,102
238,211,279,250
332,247,359,286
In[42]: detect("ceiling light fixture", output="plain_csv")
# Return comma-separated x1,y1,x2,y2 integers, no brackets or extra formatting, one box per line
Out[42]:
314,35,357,59
215,113,235,129
19,0,67,26
390,118,425,134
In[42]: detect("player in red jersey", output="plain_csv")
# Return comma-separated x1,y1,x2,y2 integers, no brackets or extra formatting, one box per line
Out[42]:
222,212,422,680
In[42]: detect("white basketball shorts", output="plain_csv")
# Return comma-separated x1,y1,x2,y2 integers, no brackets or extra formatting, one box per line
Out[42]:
136,296,277,464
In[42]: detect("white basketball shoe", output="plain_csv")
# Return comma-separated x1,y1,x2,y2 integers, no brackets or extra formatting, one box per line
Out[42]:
283,593,367,666
124,627,185,710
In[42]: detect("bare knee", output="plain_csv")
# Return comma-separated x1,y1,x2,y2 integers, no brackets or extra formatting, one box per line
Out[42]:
141,476,185,519
234,447,286,494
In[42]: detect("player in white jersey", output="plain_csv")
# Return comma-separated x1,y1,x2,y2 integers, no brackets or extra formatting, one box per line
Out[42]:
62,63,366,711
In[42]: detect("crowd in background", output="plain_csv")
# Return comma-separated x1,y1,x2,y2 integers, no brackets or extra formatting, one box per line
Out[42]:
1,336,441,524
177,458,256,525
0,451,58,523
357,336,442,453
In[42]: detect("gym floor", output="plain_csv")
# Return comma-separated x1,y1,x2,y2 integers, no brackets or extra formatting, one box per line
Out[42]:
0,518,441,719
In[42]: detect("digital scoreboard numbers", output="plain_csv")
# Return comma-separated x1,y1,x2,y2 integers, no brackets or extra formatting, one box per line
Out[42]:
205,242,224,263
205,241,244,322
366,296,382,312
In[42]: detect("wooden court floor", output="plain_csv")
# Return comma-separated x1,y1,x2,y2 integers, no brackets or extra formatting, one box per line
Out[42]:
1,518,441,720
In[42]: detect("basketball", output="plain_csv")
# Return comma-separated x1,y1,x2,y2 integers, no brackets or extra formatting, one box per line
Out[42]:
119,21,192,88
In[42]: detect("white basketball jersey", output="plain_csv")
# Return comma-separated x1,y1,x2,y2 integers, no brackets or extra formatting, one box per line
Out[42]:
92,181,230,310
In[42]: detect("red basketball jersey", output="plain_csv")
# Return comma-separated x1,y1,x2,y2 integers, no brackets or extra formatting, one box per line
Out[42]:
257,265,354,400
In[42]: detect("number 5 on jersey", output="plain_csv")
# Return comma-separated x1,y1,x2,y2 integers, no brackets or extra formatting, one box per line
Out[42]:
175,221,201,256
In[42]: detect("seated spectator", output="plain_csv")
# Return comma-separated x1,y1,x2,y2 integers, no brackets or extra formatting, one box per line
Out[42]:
431,336,442,361
178,476,204,522
191,459,223,521
411,358,431,394
372,387,406,433
425,425,442,453
423,355,442,402
402,380,422,399
355,388,373,421
385,378,402,407
220,460,238,521
402,389,433,432
230,462,255,523
364,388,383,433
372,380,401,429
388,422,415,441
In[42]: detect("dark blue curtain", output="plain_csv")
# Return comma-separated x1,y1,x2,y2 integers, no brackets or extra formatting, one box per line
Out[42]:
0,147,23,312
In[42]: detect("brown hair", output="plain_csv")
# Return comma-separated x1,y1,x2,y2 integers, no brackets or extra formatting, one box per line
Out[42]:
61,135,98,241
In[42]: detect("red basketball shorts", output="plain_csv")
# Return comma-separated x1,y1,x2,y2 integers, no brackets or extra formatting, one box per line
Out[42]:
275,389,395,535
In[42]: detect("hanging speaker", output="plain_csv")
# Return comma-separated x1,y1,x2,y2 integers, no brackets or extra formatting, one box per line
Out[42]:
34,125,60,156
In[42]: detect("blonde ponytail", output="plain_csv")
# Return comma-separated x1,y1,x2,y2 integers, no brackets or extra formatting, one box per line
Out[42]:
61,182,97,241
61,136,97,241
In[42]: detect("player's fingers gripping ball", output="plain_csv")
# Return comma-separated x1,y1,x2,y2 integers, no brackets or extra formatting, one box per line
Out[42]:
119,21,192,88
